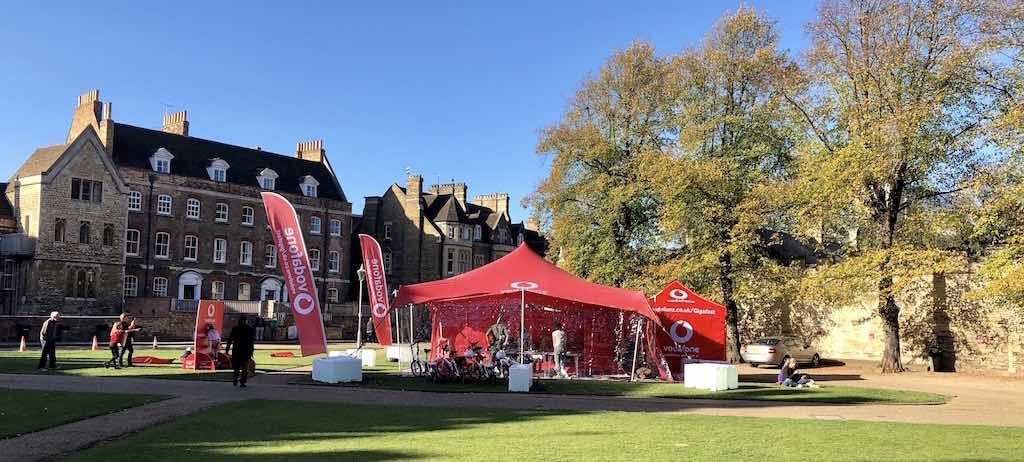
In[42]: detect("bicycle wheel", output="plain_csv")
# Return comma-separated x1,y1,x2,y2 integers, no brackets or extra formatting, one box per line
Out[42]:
411,360,425,377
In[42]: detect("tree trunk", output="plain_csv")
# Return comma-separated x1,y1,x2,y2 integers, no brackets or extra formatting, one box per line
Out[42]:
877,275,905,373
719,251,743,363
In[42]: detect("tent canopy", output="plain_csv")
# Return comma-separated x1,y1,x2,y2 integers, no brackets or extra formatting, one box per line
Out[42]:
393,243,662,324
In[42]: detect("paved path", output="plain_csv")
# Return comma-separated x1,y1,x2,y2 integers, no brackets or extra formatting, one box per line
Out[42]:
2,365,1022,461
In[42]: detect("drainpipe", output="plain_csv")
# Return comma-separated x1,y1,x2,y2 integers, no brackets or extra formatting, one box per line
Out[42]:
142,174,156,298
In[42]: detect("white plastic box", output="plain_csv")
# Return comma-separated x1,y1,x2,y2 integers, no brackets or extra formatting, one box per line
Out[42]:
312,356,362,384
683,363,738,392
385,344,413,362
508,364,533,392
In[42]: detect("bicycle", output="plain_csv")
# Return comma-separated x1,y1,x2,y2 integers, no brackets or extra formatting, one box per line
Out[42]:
409,342,431,377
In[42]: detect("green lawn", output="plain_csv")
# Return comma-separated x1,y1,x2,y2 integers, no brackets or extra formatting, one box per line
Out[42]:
0,388,165,439
0,347,319,381
302,371,945,405
66,400,1023,462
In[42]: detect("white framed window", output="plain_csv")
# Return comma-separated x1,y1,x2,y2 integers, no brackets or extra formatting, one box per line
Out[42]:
213,238,227,263
215,203,229,222
265,244,277,268
157,195,172,215
257,168,278,190
310,216,322,234
474,225,482,241
153,277,168,297
309,249,320,271
127,191,142,211
212,281,225,300
240,241,253,265
123,276,138,298
448,226,455,239
384,250,392,275
155,232,170,259
301,176,320,198
150,148,173,173
184,235,198,261
241,207,254,226
186,198,201,219
446,249,455,275
125,229,140,256
328,251,340,272
384,222,392,240
461,226,470,240
238,282,251,301
207,158,229,182
329,219,342,236
327,288,339,303
459,250,470,273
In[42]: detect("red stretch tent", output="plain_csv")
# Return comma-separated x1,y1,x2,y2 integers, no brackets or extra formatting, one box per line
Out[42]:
394,244,671,380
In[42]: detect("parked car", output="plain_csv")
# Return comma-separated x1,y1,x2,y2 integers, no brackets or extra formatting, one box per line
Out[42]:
741,336,821,368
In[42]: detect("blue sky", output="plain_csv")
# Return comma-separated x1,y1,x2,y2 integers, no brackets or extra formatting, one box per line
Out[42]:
0,1,816,221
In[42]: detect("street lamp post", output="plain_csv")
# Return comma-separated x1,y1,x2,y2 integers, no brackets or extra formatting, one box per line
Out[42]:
356,265,365,348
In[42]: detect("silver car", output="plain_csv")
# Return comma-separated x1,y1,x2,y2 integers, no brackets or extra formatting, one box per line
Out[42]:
741,336,821,368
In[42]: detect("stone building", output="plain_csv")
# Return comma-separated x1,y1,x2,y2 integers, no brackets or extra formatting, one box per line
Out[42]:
1,90,353,315
355,174,545,288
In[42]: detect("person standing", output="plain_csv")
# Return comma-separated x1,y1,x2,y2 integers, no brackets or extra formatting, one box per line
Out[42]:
37,311,61,371
225,315,255,388
552,322,567,378
119,318,140,367
206,323,222,366
105,319,125,369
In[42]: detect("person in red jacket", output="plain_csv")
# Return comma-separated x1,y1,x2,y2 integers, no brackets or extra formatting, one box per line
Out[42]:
105,315,127,369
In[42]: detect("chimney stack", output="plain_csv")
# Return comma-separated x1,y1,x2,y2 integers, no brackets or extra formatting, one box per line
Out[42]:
526,217,540,232
67,89,113,150
472,193,510,219
429,182,467,206
296,139,325,163
161,111,189,136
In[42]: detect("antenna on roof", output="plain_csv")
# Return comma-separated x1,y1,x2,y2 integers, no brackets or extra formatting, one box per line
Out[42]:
160,102,176,117
404,166,412,176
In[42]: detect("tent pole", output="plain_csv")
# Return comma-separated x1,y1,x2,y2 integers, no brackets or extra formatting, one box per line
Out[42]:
630,318,643,382
520,289,525,364
356,280,363,348
409,304,414,360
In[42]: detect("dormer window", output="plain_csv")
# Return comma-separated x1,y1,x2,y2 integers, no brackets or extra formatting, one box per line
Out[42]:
207,158,229,182
257,168,278,191
301,176,320,198
150,148,174,174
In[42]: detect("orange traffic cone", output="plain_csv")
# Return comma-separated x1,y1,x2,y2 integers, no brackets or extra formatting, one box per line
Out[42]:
19,336,27,352
152,336,158,350
91,335,98,351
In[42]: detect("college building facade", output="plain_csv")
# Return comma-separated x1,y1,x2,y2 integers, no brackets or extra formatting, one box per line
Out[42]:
0,90,353,316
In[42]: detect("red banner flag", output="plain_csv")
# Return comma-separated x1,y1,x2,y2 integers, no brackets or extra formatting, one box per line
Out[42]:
261,192,328,356
650,281,727,377
188,300,224,370
358,234,393,345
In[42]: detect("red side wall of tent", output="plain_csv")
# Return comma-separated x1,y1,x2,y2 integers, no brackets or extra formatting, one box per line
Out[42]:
393,244,673,380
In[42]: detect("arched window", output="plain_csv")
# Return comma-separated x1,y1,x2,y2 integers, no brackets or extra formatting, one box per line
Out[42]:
78,222,90,244
54,219,66,242
474,225,482,241
103,224,115,246
265,244,277,268
153,277,168,297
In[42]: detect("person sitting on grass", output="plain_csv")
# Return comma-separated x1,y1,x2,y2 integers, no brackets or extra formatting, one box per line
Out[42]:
779,357,818,388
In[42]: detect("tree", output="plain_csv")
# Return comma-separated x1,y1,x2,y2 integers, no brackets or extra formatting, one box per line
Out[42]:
786,0,1004,372
645,8,801,363
528,42,677,288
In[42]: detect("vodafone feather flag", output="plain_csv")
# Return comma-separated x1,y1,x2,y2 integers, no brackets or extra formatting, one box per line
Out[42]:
261,192,328,356
358,234,393,345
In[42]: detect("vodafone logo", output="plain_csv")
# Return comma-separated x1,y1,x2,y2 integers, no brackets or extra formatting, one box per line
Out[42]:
669,320,694,344
293,293,315,316
669,288,694,303
372,303,388,317
510,281,539,290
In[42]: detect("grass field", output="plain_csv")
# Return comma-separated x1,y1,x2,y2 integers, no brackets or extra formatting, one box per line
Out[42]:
0,347,318,381
0,389,165,439
65,400,1024,462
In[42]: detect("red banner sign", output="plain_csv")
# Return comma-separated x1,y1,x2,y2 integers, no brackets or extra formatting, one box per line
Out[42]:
358,234,393,345
650,281,727,375
190,300,224,370
261,192,328,356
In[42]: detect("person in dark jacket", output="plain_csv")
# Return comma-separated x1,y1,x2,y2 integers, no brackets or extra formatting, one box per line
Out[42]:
225,316,255,388
37,311,61,371
119,318,140,367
